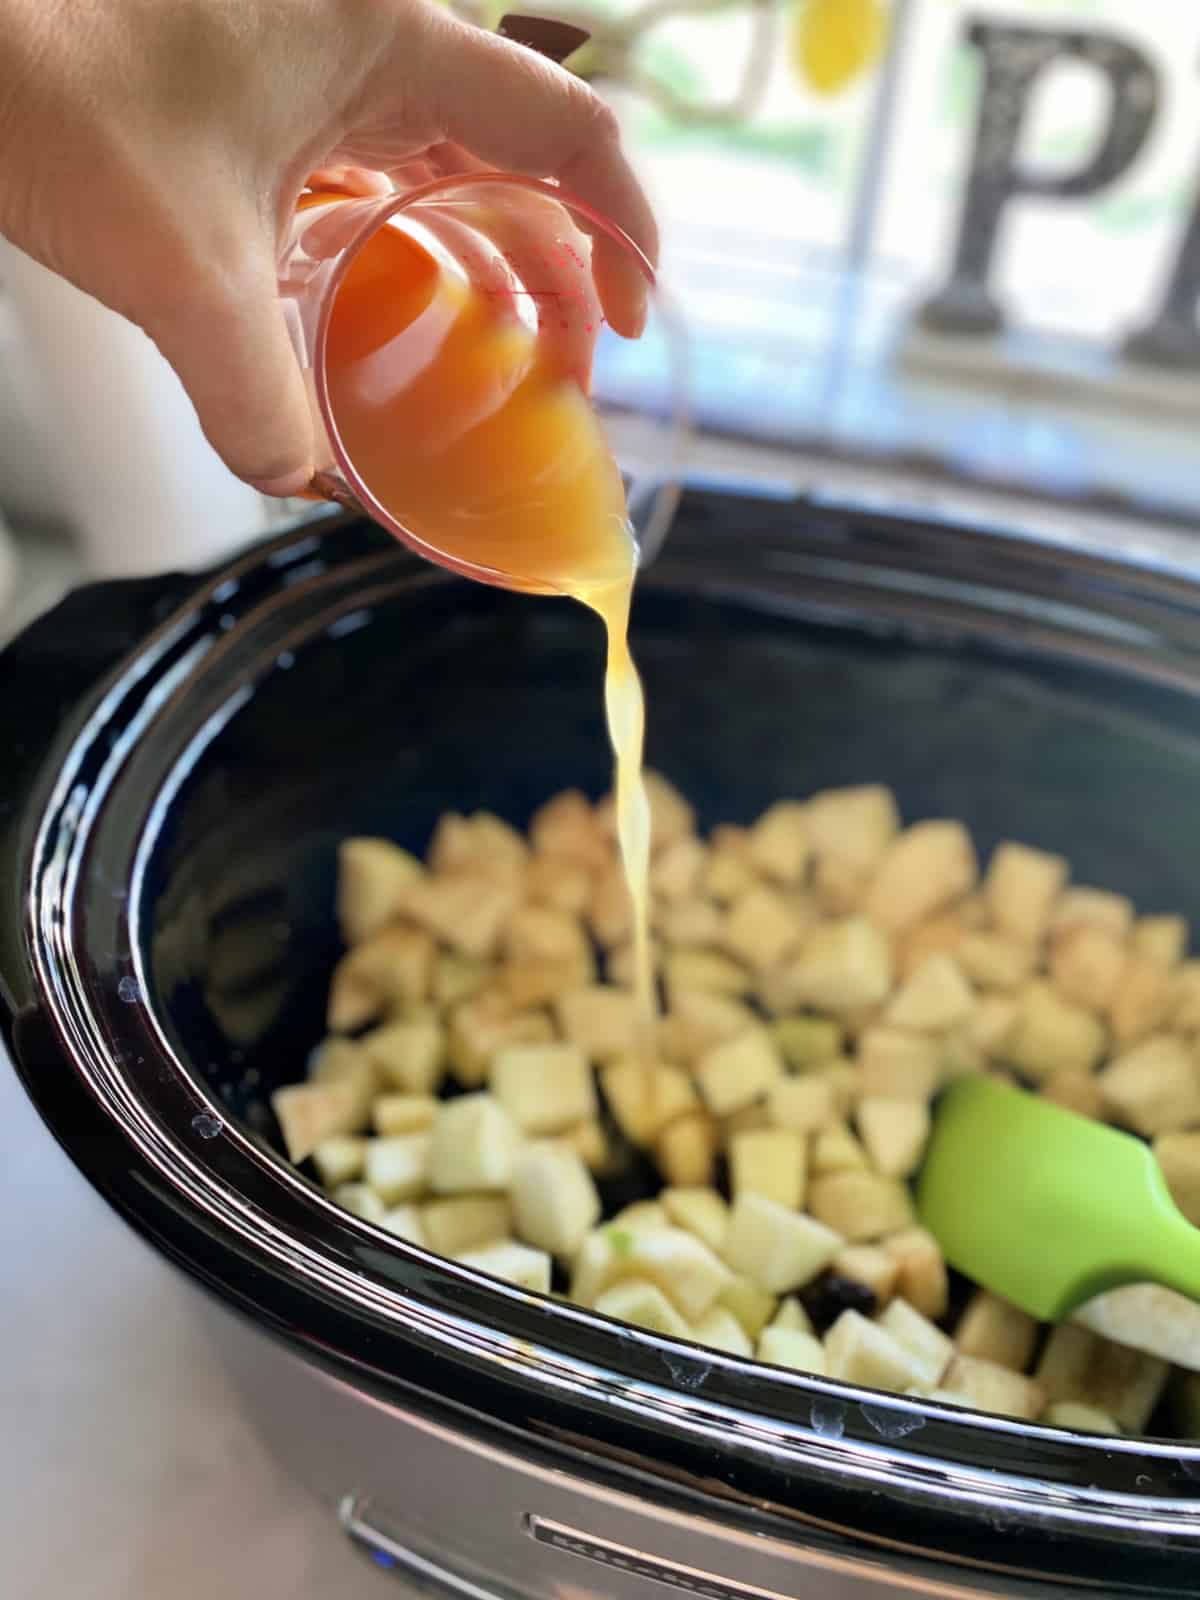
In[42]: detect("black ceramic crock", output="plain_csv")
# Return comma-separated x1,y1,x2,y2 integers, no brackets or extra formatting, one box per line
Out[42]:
3,489,1200,1596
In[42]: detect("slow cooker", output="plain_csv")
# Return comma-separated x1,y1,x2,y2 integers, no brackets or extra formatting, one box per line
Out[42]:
4,487,1200,1598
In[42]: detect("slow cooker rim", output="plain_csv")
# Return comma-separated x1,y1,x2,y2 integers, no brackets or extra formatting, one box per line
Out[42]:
6,496,1200,1584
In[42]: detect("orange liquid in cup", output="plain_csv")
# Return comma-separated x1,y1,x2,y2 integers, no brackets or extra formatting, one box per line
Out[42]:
324,221,656,1035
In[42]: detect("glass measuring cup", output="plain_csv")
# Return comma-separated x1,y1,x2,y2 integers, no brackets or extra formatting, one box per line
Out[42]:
278,172,687,592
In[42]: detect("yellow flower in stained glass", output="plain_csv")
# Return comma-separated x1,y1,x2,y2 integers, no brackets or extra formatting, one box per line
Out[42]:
791,0,889,96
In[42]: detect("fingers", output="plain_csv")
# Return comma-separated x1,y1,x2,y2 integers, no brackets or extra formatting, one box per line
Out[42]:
369,18,657,336
142,236,314,495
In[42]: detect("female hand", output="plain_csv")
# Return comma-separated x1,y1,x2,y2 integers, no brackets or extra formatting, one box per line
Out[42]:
0,0,655,494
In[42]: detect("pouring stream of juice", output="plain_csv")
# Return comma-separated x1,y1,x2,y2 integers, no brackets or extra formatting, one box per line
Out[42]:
322,213,657,1042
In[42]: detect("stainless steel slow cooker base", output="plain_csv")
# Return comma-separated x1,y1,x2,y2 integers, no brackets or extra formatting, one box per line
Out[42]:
200,1287,1040,1600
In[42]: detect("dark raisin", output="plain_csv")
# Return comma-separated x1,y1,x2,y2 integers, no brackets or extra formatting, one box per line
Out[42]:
799,1272,877,1334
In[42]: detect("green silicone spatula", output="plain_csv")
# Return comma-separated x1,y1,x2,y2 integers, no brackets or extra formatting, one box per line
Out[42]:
917,1074,1200,1322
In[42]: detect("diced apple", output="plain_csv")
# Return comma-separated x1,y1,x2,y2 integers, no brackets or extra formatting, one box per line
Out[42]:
718,1276,779,1339
1050,924,1126,1013
939,1354,1044,1420
768,1076,837,1135
729,1128,807,1209
664,947,752,1001
812,855,872,916
958,932,1036,992
427,1093,520,1193
1154,1131,1200,1226
658,990,756,1066
601,1058,698,1147
1040,1068,1105,1120
1170,962,1200,1032
505,903,590,967
722,1102,772,1139
896,910,966,981
273,1078,365,1163
825,1309,925,1392
882,1227,948,1319
1071,1284,1200,1374
511,1144,601,1259
372,1094,437,1136
431,952,492,1009
758,1327,828,1376
1036,1324,1168,1433
490,1042,597,1135
457,1238,551,1294
327,926,435,1031
787,916,893,1013
832,1245,900,1305
722,887,806,972
309,1034,376,1098
744,801,811,887
812,1122,870,1175
809,1172,914,1243
651,836,706,902
857,1028,940,1100
337,838,423,945
863,821,977,934
702,842,760,905
856,1098,930,1179
983,842,1068,945
501,955,594,1009
530,789,610,871
955,1291,1037,1371
1042,1402,1121,1436
554,1119,609,1174
769,1296,816,1334
381,1204,427,1245
771,1016,843,1072
398,873,518,959
1134,915,1187,969
556,986,640,1060
588,863,633,948
722,1192,842,1294
1002,981,1106,1081
657,897,724,951
610,1201,671,1233
878,1299,954,1389
692,1306,753,1357
312,1135,368,1188
695,1028,783,1116
421,1194,512,1255
428,811,528,879
1098,1034,1200,1137
661,1187,730,1254
362,1017,446,1094
572,1225,732,1320
655,1112,719,1186
1052,887,1135,940
524,854,593,918
805,785,899,873
446,994,554,1087
1108,954,1172,1046
365,1134,430,1205
594,1280,691,1338
885,955,974,1032
332,1182,386,1224
967,993,1018,1056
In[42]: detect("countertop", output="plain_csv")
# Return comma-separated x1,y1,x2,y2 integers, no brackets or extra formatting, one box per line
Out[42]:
0,1044,401,1600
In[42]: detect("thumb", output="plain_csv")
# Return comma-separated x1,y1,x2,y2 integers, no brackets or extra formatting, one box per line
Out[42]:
142,237,314,497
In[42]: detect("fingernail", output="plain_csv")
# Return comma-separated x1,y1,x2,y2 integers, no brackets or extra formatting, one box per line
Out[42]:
251,468,313,499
